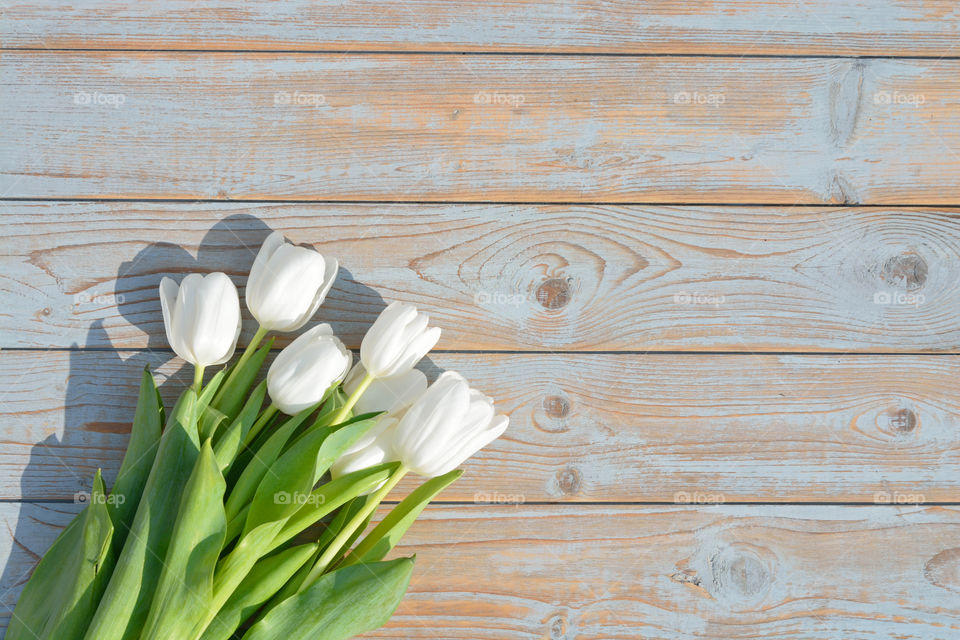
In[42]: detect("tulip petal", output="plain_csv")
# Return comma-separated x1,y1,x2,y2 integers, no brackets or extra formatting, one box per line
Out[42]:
391,326,441,376
254,244,328,331
288,254,339,332
159,277,186,361
353,369,427,417
393,372,470,474
246,230,286,307
424,414,509,477
189,273,240,366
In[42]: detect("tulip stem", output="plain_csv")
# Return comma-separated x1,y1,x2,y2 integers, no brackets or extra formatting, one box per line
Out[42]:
219,324,268,397
192,365,205,393
330,372,375,426
242,403,279,448
236,325,269,373
299,464,409,590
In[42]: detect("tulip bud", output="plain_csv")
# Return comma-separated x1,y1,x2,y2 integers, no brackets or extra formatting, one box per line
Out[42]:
159,273,242,367
246,231,338,332
343,363,427,417
360,302,441,378
392,372,508,477
267,324,352,414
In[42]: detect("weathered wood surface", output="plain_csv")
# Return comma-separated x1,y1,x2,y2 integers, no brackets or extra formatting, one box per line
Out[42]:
2,349,958,503
4,1,960,637
4,1,960,56
4,202,959,352
3,54,960,203
1,503,959,638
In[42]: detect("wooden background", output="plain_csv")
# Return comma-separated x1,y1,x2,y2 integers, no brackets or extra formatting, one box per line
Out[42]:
2,2,960,638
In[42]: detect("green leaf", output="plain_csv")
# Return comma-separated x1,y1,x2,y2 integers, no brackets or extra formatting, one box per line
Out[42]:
213,338,273,424
311,412,383,485
140,440,227,640
209,519,286,620
8,471,115,640
283,387,347,453
267,463,397,553
197,368,228,411
198,543,318,640
263,497,368,610
224,405,318,527
266,494,371,606
83,387,201,640
241,558,415,640
330,495,373,563
342,469,462,567
198,404,228,443
213,380,266,474
107,367,163,553
242,413,381,538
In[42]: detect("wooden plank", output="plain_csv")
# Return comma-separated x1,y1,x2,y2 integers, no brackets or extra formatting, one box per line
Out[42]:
5,202,960,352
3,54,960,204
3,1,960,56
1,503,959,638
2,349,958,503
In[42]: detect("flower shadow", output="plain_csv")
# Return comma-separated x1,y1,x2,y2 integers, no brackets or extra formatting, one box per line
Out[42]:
4,212,441,617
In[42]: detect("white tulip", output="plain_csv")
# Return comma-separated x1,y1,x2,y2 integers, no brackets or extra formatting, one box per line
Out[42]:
267,324,352,414
343,363,427,417
392,372,509,477
159,273,242,368
330,417,398,494
246,231,338,332
360,302,441,378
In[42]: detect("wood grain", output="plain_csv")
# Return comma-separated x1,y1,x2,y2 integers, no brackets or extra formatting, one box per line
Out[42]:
3,1,960,56
2,502,959,638
2,349,958,503
4,202,960,352
3,54,960,203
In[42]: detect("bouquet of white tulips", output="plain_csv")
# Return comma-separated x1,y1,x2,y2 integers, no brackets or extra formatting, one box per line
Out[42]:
10,232,508,640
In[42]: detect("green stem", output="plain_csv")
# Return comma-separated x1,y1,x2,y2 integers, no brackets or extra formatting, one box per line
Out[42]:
242,403,278,447
192,365,205,393
241,325,269,371
329,372,375,426
220,324,268,392
299,464,409,590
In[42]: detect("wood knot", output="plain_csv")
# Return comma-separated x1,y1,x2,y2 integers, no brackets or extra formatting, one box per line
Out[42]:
881,252,928,290
925,548,960,593
546,614,567,639
555,466,581,495
543,395,570,418
887,407,917,434
536,277,572,310
709,543,776,607
41,307,52,316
